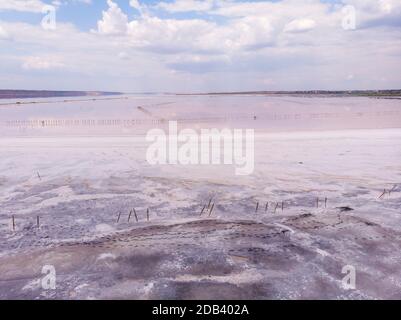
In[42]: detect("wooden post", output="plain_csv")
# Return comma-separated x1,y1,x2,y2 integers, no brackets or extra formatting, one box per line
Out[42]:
147,209,150,222
379,189,386,199
134,209,139,223
116,212,121,223
200,205,206,216
128,210,132,222
316,197,319,208
209,203,215,217
207,198,212,209
12,215,15,232
281,201,284,212
37,216,40,229
255,202,259,213
265,202,269,212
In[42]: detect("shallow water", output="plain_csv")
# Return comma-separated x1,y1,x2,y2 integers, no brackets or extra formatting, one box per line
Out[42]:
1,94,401,136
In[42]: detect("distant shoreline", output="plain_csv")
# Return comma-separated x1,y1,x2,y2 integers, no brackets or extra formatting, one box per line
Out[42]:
0,90,123,100
2,89,401,100
176,90,401,97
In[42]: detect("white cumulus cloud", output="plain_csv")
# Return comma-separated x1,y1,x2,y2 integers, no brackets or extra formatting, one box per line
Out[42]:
157,0,214,13
0,25,10,39
97,0,128,35
0,0,47,12
21,56,65,70
284,18,316,33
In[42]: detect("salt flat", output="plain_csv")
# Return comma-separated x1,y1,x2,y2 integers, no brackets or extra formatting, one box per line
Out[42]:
0,95,400,299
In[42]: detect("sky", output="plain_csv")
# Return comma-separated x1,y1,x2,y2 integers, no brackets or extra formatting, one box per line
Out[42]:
0,0,400,92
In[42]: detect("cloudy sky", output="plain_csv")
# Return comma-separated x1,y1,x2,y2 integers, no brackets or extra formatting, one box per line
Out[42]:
0,0,400,92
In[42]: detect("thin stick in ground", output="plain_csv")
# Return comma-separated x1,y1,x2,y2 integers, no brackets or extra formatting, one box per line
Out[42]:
209,203,215,217
116,212,121,223
207,198,213,210
200,205,206,216
255,202,259,213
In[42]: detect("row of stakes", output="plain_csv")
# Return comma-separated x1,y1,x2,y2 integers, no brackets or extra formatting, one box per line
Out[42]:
10,215,41,232
199,197,329,218
114,197,329,224
6,172,394,232
116,208,149,224
8,209,151,232
254,197,328,215
8,197,327,232
9,186,397,232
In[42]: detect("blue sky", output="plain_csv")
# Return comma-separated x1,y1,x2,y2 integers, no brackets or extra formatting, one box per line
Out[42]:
0,0,400,92
0,0,273,29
